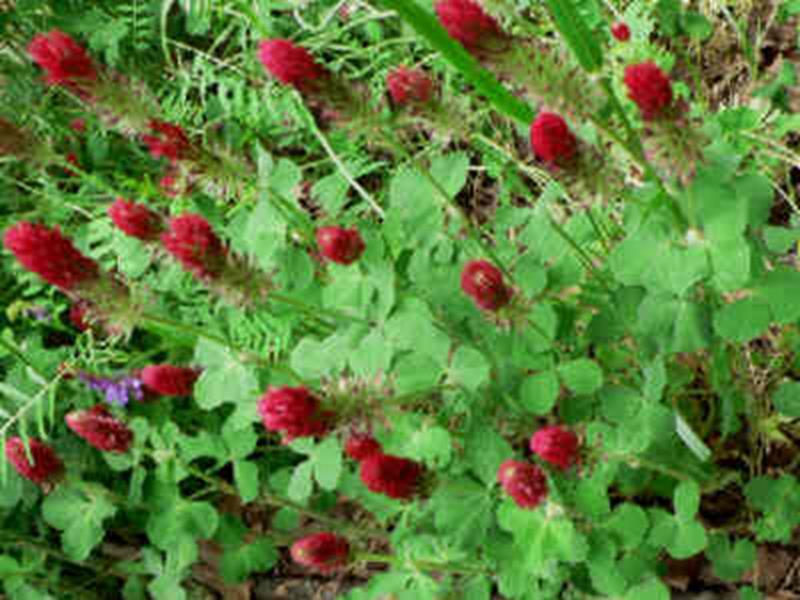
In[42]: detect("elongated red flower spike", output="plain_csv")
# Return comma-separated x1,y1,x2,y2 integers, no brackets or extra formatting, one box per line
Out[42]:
345,433,382,462
258,386,331,443
315,227,365,266
530,425,579,471
434,0,501,51
4,222,99,291
108,198,163,241
387,67,434,106
359,453,422,500
141,120,191,163
291,533,350,573
461,259,512,311
497,459,547,509
530,112,578,166
65,405,133,453
258,39,327,90
69,301,91,332
4,437,64,487
27,30,97,89
161,214,228,280
140,364,200,397
623,62,673,121
611,22,631,42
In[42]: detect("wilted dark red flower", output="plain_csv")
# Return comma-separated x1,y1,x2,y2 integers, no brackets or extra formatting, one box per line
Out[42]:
64,152,80,177
141,120,191,163
27,30,97,88
315,227,365,266
530,112,577,166
70,118,87,133
623,62,673,120
359,453,422,500
460,259,512,311
108,198,162,241
69,301,91,331
257,39,327,90
258,386,330,442
345,433,382,461
140,364,199,397
65,404,133,453
497,459,547,509
290,533,349,573
161,214,227,279
5,437,64,487
530,425,579,471
4,222,99,291
434,0,501,51
387,67,434,105
611,22,631,42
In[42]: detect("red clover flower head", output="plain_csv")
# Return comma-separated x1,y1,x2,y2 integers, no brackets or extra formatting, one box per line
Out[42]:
623,62,673,120
315,226,365,266
497,459,547,509
359,453,422,500
161,214,228,280
434,0,501,51
27,30,97,89
257,39,327,90
290,533,349,573
4,222,99,291
530,112,578,166
460,259,512,311
529,425,579,471
258,386,331,443
108,198,163,241
611,22,631,42
65,405,133,453
344,433,383,462
140,365,200,397
387,67,434,106
5,437,64,487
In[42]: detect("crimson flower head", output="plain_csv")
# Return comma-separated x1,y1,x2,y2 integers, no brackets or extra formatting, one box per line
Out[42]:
141,120,191,163
4,222,99,291
497,459,547,509
161,214,227,279
27,30,97,89
345,433,382,462
611,22,631,42
290,533,349,573
359,453,422,500
461,259,512,311
258,386,331,442
387,67,434,106
623,62,673,120
141,364,200,397
108,198,162,241
258,39,327,90
5,437,64,487
530,425,579,471
434,0,501,51
65,405,133,453
316,227,365,266
530,112,578,166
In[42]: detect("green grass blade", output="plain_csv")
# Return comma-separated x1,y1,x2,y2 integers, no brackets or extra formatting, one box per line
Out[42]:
376,0,534,125
544,0,604,73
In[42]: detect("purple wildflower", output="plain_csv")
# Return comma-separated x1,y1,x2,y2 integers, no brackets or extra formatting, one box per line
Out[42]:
79,372,144,407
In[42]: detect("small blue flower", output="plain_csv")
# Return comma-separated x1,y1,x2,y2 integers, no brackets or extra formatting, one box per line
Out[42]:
79,372,144,407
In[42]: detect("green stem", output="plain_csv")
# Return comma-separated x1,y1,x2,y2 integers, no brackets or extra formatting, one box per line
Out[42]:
355,552,487,575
